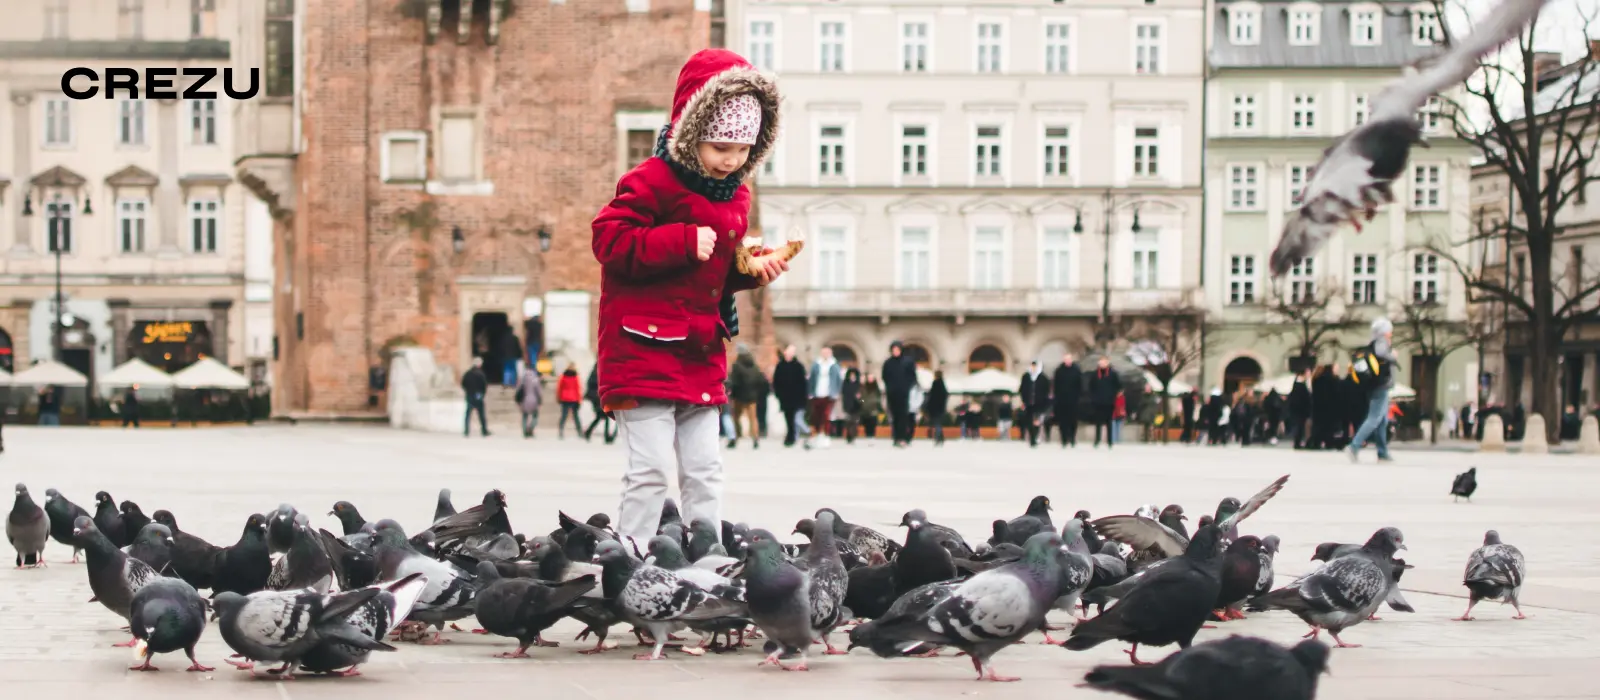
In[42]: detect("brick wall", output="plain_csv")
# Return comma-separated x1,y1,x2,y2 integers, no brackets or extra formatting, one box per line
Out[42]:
280,0,709,413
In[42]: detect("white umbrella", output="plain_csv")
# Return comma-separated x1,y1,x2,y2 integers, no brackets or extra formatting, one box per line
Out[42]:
1390,383,1417,399
0,368,10,386
950,368,1020,394
170,357,250,390
100,358,175,387
11,360,89,387
1143,371,1193,395
1265,374,1300,394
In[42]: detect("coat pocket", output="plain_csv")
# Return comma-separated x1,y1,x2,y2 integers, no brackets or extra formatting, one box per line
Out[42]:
620,315,691,345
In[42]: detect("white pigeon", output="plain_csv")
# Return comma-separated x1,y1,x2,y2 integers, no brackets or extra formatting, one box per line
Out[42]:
1270,0,1554,277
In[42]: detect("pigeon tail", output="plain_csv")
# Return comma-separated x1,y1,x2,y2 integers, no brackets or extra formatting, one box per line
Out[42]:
1080,663,1182,699
1269,216,1330,278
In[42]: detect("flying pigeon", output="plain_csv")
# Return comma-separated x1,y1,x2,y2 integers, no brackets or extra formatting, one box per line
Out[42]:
8,484,48,568
1080,635,1331,700
298,572,430,676
1452,467,1478,502
1270,0,1557,276
126,578,212,672
72,516,162,648
43,488,91,563
1249,527,1406,647
1456,529,1527,621
212,587,393,679
1093,475,1290,564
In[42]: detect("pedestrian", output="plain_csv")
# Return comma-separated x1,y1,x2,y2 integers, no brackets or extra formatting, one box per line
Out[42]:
582,363,617,443
924,370,949,446
460,358,489,437
1179,390,1197,443
1111,389,1126,444
524,315,543,374
996,397,1014,440
727,345,767,449
513,363,543,438
590,48,786,549
881,341,918,447
859,372,883,439
500,329,522,388
805,346,843,449
1349,317,1398,463
1088,357,1122,448
839,367,862,443
772,345,808,447
557,363,584,438
1288,370,1312,448
122,385,142,428
1459,402,1475,439
1052,353,1083,446
1018,361,1048,447
1442,402,1459,439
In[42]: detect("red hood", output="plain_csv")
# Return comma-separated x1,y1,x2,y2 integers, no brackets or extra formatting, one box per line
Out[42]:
663,49,781,181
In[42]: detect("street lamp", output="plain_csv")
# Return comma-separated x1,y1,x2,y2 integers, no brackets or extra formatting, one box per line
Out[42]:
45,196,80,363
537,226,552,253
451,226,466,255
1074,193,1147,349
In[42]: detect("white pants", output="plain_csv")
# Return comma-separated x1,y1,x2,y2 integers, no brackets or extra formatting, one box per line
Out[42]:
616,399,724,546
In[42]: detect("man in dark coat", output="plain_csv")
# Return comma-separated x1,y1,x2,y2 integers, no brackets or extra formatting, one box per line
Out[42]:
1017,361,1050,447
1309,365,1337,449
1087,357,1121,448
461,358,490,437
881,341,919,447
772,345,809,447
1180,390,1197,443
1051,354,1083,447
1287,371,1313,449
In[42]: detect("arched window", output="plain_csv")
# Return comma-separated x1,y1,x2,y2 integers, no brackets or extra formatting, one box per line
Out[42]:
902,343,933,369
967,344,1005,372
1224,356,1264,396
829,343,858,368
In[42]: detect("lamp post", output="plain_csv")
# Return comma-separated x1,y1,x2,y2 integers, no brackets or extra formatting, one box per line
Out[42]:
1071,191,1145,350
46,197,75,363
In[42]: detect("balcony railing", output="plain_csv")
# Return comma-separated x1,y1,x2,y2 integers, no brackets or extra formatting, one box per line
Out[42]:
767,287,1200,321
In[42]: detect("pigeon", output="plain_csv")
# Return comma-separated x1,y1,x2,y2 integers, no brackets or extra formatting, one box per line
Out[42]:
1080,635,1331,700
266,513,335,594
815,507,899,560
433,488,457,524
429,489,513,553
72,515,162,647
1452,467,1478,502
329,501,368,535
123,523,176,576
316,527,378,591
266,504,299,555
150,510,223,591
372,519,478,643
644,535,753,653
1092,504,1188,568
1074,509,1104,553
686,518,721,562
212,586,394,679
43,488,91,563
1213,535,1266,621
742,527,837,671
126,578,213,672
847,577,960,657
524,534,618,652
1040,520,1096,645
1065,524,1225,664
892,515,959,597
473,561,598,658
298,572,429,676
798,512,852,650
8,483,48,568
1305,540,1414,616
1269,0,1556,276
790,518,866,569
852,531,1069,682
659,498,684,531
842,550,898,621
1456,529,1527,621
1094,475,1290,565
119,501,153,543
594,539,747,661
1003,495,1055,546
211,513,272,597
1252,535,1281,599
900,508,975,558
93,491,131,548
1249,527,1406,647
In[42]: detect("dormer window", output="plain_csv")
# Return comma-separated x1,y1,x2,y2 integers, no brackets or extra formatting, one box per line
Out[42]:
1229,5,1260,45
1411,5,1441,45
1287,5,1320,45
1350,5,1380,46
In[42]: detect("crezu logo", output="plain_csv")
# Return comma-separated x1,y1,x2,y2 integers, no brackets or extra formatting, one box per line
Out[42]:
60,67,259,100
142,322,195,344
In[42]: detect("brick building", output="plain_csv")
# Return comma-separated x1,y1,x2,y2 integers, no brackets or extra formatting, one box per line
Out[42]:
237,0,710,414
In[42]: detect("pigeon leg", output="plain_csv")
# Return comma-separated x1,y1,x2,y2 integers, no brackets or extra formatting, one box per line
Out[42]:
908,647,942,658
820,634,849,656
495,643,533,659
450,623,467,632
263,662,299,680
1511,601,1527,620
780,651,811,672
1226,607,1248,620
128,651,159,672
325,667,362,678
1302,628,1320,639
534,634,560,647
1327,631,1361,649
633,639,667,661
225,657,255,670
1367,614,1383,621
470,628,490,635
979,660,1021,682
760,649,786,668
577,639,618,655
415,630,451,645
184,648,214,673
1042,622,1066,632
1123,645,1151,666
1039,629,1065,645
112,637,140,648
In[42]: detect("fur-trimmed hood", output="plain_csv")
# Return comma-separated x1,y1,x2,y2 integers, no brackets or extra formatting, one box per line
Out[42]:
665,49,781,182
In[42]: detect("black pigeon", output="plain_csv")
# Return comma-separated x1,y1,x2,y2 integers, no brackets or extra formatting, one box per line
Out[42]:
1270,0,1555,276
1074,510,1103,552
299,573,428,676
722,520,751,557
267,504,299,555
893,515,958,597
211,513,272,597
557,510,619,562
1213,536,1265,620
73,516,162,647
1064,524,1226,664
119,501,152,543
93,491,131,548
987,519,1011,548
1003,495,1055,546
8,484,49,568
316,528,378,591
847,577,957,657
1250,527,1406,648
1081,635,1331,700
526,535,617,654
213,587,394,679
815,507,900,560
123,523,175,575
433,488,457,524
473,561,597,658
43,488,91,563
127,578,213,672
901,508,975,558
267,513,335,593
329,500,368,535
429,489,512,552
1452,467,1478,502
1457,529,1527,621
659,498,683,531
151,510,223,591
1095,475,1290,565
842,550,897,621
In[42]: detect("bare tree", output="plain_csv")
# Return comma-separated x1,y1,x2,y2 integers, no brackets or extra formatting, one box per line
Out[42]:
1393,301,1497,444
1258,283,1364,371
1126,303,1216,443
1429,2,1600,441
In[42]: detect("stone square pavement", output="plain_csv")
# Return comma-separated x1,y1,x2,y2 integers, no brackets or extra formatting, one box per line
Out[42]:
2,424,1598,699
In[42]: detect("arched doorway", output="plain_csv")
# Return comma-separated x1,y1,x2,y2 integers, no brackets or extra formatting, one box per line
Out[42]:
471,312,517,384
1223,356,1264,396
968,344,1005,372
828,343,859,368
0,326,12,373
128,321,214,373
902,343,933,369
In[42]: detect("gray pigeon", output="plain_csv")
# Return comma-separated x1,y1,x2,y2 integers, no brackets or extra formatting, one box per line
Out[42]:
43,488,91,563
1041,520,1095,645
73,515,162,647
433,488,457,524
852,531,1068,682
299,572,429,676
1457,529,1527,621
1252,535,1281,599
371,519,478,643
798,510,851,653
267,504,299,555
213,586,393,679
266,513,335,594
643,535,752,652
472,561,598,658
122,523,175,576
741,524,848,671
1305,540,1413,615
594,539,747,661
815,508,899,560
1250,527,1405,647
7,484,49,568
1082,635,1331,700
127,577,212,672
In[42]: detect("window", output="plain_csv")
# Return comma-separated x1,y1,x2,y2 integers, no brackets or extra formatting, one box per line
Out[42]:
976,22,1004,73
44,0,68,40
1351,254,1379,304
265,0,295,97
1228,254,1257,304
189,199,220,253
1042,126,1071,179
1352,93,1371,127
1133,127,1160,177
1412,8,1441,45
1291,93,1318,133
747,20,776,71
1041,227,1073,289
190,0,218,38
901,21,929,73
898,227,932,289
117,199,150,253
819,21,847,72
1351,9,1379,45
900,125,929,179
1419,96,1444,134
1411,164,1442,210
815,226,851,289
1134,22,1162,74
1231,93,1258,133
1230,7,1258,44
1132,231,1158,289
1513,252,1527,294
190,99,218,145
118,100,146,146
1288,257,1316,303
972,227,1006,289
1287,164,1314,206
118,0,144,39
1228,165,1261,211
1412,252,1440,303
44,99,72,147
1288,8,1319,45
818,125,846,178
625,129,655,170
974,125,1003,178
439,115,478,182
1045,22,1072,73
382,131,426,182
45,197,73,254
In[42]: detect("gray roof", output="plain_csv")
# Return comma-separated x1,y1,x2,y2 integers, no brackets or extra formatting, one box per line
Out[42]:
1210,1,1441,70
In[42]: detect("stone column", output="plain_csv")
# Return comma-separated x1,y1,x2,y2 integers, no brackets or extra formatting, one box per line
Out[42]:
1520,413,1549,454
1579,415,1600,455
156,98,182,256
1478,414,1505,452
107,299,131,365
10,93,34,253
210,300,232,365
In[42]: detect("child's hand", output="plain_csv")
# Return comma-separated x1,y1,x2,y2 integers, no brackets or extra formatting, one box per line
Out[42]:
750,253,790,286
695,226,716,261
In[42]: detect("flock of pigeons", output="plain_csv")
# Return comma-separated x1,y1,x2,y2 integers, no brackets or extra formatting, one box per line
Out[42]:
4,465,1526,699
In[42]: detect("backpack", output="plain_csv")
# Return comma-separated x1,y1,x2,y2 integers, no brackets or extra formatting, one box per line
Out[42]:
1349,343,1390,385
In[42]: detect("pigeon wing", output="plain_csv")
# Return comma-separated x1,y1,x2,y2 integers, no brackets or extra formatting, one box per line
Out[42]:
1301,557,1386,614
1091,515,1188,558
1215,474,1290,536
1371,0,1554,123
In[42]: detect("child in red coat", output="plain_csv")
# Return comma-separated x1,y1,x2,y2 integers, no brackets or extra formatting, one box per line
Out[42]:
591,49,786,551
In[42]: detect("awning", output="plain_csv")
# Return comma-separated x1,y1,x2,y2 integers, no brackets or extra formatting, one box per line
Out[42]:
948,368,1020,394
10,360,89,387
170,357,250,390
100,358,175,387
1144,372,1194,395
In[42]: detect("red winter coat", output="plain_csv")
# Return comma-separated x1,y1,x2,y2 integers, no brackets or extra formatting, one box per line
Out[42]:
591,49,780,407
557,372,582,404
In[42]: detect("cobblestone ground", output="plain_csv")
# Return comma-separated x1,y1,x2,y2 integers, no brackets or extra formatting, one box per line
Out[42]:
2,424,1598,699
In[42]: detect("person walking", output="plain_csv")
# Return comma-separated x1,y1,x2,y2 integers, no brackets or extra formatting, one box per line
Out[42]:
1288,370,1313,449
859,372,883,439
556,363,584,439
839,367,862,443
1110,389,1127,444
773,345,808,447
515,364,543,438
881,341,918,447
1088,357,1121,448
1018,361,1048,447
726,345,767,449
121,385,142,428
499,329,522,388
1179,390,1197,443
1052,354,1083,447
1349,317,1399,463
924,370,949,446
805,347,843,449
461,358,490,437
582,363,617,443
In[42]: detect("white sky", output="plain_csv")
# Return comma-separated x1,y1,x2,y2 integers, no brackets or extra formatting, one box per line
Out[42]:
1460,0,1599,59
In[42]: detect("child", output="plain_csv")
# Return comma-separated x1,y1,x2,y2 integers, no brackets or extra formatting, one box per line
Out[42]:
591,49,785,550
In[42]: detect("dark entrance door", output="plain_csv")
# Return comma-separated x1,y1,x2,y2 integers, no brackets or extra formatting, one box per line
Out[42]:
471,312,515,383
1223,356,1263,397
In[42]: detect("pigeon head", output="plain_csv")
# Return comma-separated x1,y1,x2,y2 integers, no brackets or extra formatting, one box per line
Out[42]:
151,510,178,531
1363,526,1406,556
647,535,691,569
1310,542,1340,561
484,489,508,509
1027,495,1052,515
372,519,406,537
587,513,613,530
138,523,175,547
899,509,928,529
1022,531,1065,563
120,501,145,517
293,512,311,529
1184,524,1224,559
1159,504,1187,522
1228,535,1264,555
1073,509,1092,521
1196,514,1214,530
1261,535,1281,555
13,483,26,497
866,550,889,567
476,560,502,582
70,515,97,538
271,503,296,523
329,501,357,516
95,491,114,506
244,513,269,534
658,522,686,543
592,539,631,564
814,510,840,538
792,518,816,538
1060,519,1086,548
744,528,786,562
1290,638,1333,678
211,592,247,619
688,518,718,538
990,520,1009,540
1482,529,1501,546
523,535,558,560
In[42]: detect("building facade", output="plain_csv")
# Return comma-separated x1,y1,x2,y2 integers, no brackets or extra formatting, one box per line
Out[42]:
0,0,263,390
724,0,1207,375
1203,0,1476,402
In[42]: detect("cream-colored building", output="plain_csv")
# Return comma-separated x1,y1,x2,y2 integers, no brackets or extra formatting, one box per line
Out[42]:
0,0,272,389
724,0,1206,374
